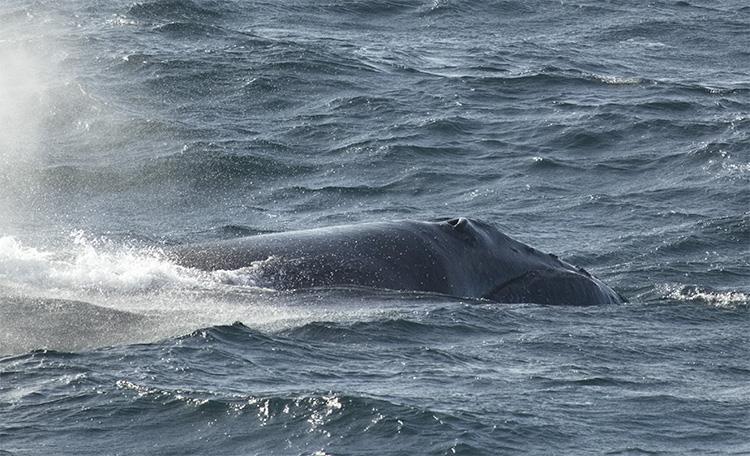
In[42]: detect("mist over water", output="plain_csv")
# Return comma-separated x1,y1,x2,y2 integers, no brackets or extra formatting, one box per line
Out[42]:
1,0,749,454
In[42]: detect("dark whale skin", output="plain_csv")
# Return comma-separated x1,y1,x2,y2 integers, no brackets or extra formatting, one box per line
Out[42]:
172,218,625,306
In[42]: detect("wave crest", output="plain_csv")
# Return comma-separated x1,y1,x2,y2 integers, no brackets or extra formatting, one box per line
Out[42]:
664,284,748,308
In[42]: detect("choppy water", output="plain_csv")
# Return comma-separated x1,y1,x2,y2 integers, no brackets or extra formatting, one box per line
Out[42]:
1,0,748,454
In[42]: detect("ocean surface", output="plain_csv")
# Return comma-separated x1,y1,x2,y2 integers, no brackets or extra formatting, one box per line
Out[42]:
1,0,748,454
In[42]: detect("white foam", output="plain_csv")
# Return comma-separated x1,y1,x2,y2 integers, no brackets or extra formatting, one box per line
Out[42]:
590,74,643,85
665,284,748,308
0,233,212,294
0,233,300,296
702,148,750,180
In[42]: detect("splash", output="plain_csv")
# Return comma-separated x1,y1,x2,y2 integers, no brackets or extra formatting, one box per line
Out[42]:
0,232,299,297
0,234,208,294
0,233,404,354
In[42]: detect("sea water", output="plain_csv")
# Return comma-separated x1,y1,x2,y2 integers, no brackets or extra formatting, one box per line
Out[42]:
0,1,748,454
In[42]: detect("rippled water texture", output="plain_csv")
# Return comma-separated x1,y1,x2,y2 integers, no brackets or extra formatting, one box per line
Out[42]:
1,0,748,454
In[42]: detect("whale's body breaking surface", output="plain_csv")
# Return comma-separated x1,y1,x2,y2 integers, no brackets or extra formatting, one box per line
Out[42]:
173,218,624,305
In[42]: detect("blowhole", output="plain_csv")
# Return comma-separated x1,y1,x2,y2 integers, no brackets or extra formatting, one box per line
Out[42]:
447,217,468,229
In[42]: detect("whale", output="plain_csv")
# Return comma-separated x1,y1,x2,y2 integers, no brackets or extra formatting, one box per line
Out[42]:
172,217,625,305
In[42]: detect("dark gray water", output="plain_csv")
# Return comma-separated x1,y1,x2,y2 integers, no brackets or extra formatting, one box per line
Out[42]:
1,0,748,454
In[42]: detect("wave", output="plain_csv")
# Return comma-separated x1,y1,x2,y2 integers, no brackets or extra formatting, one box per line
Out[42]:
280,316,494,345
451,65,749,101
126,0,228,22
422,0,534,16
103,384,500,453
663,285,749,309
141,147,313,185
452,66,656,88
646,214,749,257
153,21,230,38
0,147,315,197
317,0,417,17
528,156,581,171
